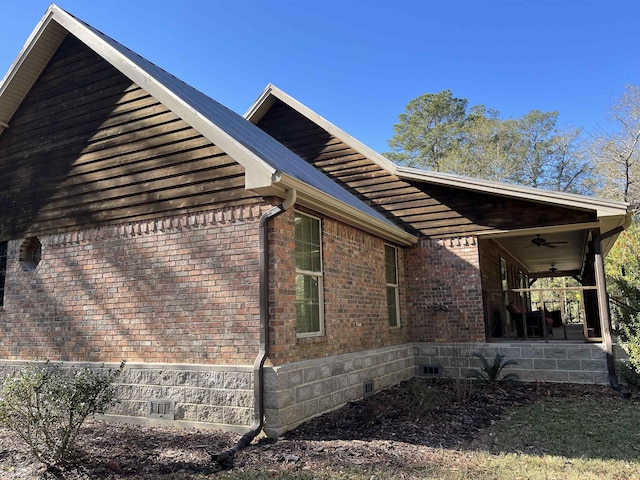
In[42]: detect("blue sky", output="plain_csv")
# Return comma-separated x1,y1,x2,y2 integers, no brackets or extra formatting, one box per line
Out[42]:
0,1,638,153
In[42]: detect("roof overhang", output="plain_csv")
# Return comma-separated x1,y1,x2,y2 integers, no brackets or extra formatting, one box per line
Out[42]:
0,8,68,136
255,172,417,246
397,166,631,219
398,166,631,275
247,84,630,221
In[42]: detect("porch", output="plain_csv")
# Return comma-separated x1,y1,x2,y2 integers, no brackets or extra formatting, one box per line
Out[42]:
475,223,628,385
487,285,604,343
479,221,629,354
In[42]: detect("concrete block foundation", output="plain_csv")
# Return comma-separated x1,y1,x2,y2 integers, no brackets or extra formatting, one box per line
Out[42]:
414,341,610,385
0,341,614,437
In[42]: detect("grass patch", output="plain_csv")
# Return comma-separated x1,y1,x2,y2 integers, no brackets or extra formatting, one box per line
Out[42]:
430,393,640,480
215,454,640,480
487,395,640,461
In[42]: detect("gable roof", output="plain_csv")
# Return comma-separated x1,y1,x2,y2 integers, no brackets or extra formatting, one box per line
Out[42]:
246,84,630,222
246,84,631,273
0,5,416,246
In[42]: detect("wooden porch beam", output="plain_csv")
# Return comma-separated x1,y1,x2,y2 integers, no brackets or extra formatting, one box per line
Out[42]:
593,226,624,388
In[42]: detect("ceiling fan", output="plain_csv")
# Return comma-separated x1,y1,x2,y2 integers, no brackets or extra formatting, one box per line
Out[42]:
530,234,568,249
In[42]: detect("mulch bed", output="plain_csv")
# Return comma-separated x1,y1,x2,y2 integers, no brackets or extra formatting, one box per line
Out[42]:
0,379,627,479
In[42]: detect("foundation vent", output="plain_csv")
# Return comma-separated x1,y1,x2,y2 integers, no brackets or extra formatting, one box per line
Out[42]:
363,380,375,398
419,365,442,378
147,399,175,420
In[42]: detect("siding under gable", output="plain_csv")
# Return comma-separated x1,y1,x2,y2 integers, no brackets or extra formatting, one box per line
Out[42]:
0,35,255,240
255,99,596,238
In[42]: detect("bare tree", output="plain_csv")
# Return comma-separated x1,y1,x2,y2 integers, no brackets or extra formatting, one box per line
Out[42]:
590,85,640,206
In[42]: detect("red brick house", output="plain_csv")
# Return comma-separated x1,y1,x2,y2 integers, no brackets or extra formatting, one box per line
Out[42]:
0,6,630,437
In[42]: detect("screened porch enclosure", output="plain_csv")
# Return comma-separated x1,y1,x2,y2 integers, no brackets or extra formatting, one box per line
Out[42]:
479,226,627,346
488,285,603,342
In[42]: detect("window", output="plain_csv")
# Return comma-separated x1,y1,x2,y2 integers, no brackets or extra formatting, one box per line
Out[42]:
19,237,41,272
0,241,7,307
295,212,323,336
385,244,400,327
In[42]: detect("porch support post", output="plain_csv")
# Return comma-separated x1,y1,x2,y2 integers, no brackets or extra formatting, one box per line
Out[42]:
594,227,623,386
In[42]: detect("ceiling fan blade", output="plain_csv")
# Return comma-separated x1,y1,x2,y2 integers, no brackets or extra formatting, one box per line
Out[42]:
517,236,569,248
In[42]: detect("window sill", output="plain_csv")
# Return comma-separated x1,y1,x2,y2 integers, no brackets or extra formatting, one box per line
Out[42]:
296,334,326,345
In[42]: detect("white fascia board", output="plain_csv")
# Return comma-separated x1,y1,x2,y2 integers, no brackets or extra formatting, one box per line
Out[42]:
245,84,399,174
0,5,55,96
599,213,633,256
48,7,276,188
271,173,417,246
478,222,602,239
0,6,67,130
243,83,277,124
397,166,630,218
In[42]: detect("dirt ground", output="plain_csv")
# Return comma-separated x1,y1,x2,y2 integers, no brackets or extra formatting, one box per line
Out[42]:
0,378,625,479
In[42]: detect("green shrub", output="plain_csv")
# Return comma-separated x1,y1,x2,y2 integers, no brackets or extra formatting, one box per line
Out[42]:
619,362,640,387
618,313,640,387
0,360,125,467
470,353,519,382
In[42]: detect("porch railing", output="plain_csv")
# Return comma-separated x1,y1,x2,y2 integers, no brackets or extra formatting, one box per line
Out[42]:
496,286,600,342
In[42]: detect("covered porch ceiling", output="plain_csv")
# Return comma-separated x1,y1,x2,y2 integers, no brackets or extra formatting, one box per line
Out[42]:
492,228,590,278
487,216,629,279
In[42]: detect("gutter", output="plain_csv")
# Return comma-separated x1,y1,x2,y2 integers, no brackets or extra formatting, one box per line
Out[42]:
593,226,628,394
257,172,418,247
397,166,630,217
213,188,297,465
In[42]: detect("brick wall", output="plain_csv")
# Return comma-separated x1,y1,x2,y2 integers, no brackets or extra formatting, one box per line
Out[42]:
405,236,485,343
0,205,270,365
268,209,408,365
